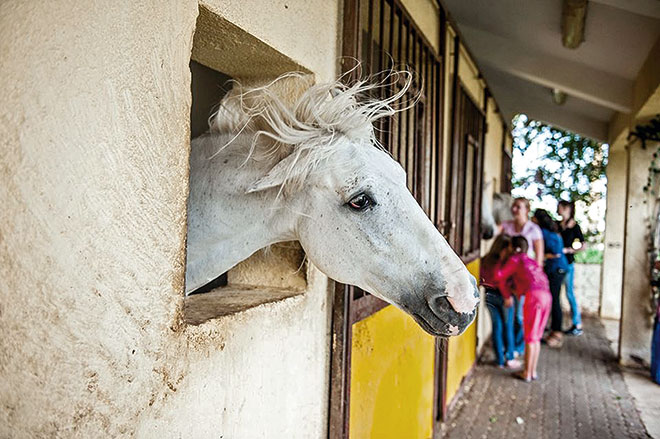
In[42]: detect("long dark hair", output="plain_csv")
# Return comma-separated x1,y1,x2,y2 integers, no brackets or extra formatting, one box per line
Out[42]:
558,200,575,220
533,209,559,232
482,233,512,268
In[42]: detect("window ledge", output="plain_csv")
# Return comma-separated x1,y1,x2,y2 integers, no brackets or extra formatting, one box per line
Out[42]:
183,285,304,325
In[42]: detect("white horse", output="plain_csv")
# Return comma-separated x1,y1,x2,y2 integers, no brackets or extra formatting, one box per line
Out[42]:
481,181,513,239
185,72,479,336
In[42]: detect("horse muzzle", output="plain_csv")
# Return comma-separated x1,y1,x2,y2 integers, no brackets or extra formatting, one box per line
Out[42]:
405,276,479,337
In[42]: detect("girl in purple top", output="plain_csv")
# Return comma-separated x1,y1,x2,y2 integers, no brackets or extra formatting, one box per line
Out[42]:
500,197,545,267
500,197,543,352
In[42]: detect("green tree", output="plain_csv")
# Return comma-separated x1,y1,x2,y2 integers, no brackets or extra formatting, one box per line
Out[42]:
511,114,608,205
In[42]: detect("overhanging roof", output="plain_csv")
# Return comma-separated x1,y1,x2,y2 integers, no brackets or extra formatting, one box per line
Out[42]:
442,0,660,141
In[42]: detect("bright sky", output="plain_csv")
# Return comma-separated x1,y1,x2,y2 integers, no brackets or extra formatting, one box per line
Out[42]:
510,114,608,245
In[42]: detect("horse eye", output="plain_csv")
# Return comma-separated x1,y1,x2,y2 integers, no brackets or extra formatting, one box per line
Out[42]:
347,193,373,211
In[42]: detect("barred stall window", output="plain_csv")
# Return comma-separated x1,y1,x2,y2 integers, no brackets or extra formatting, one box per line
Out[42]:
446,83,485,261
501,129,513,193
340,0,445,320
329,1,446,437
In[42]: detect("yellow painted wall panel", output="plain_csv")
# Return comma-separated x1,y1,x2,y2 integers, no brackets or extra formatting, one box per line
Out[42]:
349,305,435,439
445,259,479,404
458,46,484,108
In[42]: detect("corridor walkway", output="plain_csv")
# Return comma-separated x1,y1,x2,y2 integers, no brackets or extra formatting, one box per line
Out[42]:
441,318,651,438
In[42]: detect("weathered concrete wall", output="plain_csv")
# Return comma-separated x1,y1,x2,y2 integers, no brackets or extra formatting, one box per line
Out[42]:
619,141,656,366
0,0,339,437
600,149,627,320
201,0,340,82
564,264,601,317
604,36,660,365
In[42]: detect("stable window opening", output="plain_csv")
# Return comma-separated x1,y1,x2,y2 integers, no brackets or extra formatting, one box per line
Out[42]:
183,5,311,325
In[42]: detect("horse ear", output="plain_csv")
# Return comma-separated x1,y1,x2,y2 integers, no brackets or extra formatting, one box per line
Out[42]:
246,153,299,193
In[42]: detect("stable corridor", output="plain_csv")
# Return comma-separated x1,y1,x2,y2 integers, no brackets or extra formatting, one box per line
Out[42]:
441,318,651,438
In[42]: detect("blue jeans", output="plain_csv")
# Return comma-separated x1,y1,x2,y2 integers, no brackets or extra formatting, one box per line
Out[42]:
562,263,582,327
511,295,525,353
486,289,524,365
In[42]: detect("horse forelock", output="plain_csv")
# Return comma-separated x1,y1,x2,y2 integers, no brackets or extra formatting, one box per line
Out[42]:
207,70,417,193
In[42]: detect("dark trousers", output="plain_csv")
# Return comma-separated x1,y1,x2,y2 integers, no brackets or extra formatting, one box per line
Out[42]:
546,267,567,332
651,313,660,385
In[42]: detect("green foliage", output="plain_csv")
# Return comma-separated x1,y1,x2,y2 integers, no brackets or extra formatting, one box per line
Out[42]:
511,115,608,205
573,248,603,265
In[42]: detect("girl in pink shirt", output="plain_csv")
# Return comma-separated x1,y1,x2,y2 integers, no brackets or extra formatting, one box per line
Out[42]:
498,236,552,382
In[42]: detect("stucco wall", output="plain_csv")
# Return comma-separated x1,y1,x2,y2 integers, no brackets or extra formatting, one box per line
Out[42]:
600,149,627,320
200,0,340,82
619,142,656,366
0,1,338,437
604,36,660,365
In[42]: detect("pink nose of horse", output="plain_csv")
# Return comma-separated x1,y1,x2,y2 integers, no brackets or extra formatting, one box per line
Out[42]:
404,274,479,337
446,274,480,314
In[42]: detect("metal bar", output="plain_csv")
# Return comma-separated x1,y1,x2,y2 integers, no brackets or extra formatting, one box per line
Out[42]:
403,19,410,174
431,56,438,225
340,0,361,78
395,8,403,163
411,33,418,198
327,283,351,439
426,48,433,216
444,34,460,246
367,0,374,72
388,0,394,63
378,0,385,72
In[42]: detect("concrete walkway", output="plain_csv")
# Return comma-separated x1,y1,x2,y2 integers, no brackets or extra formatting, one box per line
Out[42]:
441,318,652,438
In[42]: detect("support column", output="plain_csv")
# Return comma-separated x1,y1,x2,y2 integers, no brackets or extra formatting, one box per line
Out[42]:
619,141,656,366
600,148,627,320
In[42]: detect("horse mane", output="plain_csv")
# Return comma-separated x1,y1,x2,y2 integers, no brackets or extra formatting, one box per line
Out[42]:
207,70,416,194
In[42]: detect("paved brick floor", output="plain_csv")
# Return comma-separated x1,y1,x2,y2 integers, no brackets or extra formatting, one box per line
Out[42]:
441,318,651,438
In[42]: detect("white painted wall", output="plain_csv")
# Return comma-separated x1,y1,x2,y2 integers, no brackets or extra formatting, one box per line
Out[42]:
0,0,339,436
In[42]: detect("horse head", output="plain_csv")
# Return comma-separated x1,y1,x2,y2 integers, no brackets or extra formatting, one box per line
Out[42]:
188,72,479,336
481,181,496,240
481,181,514,240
